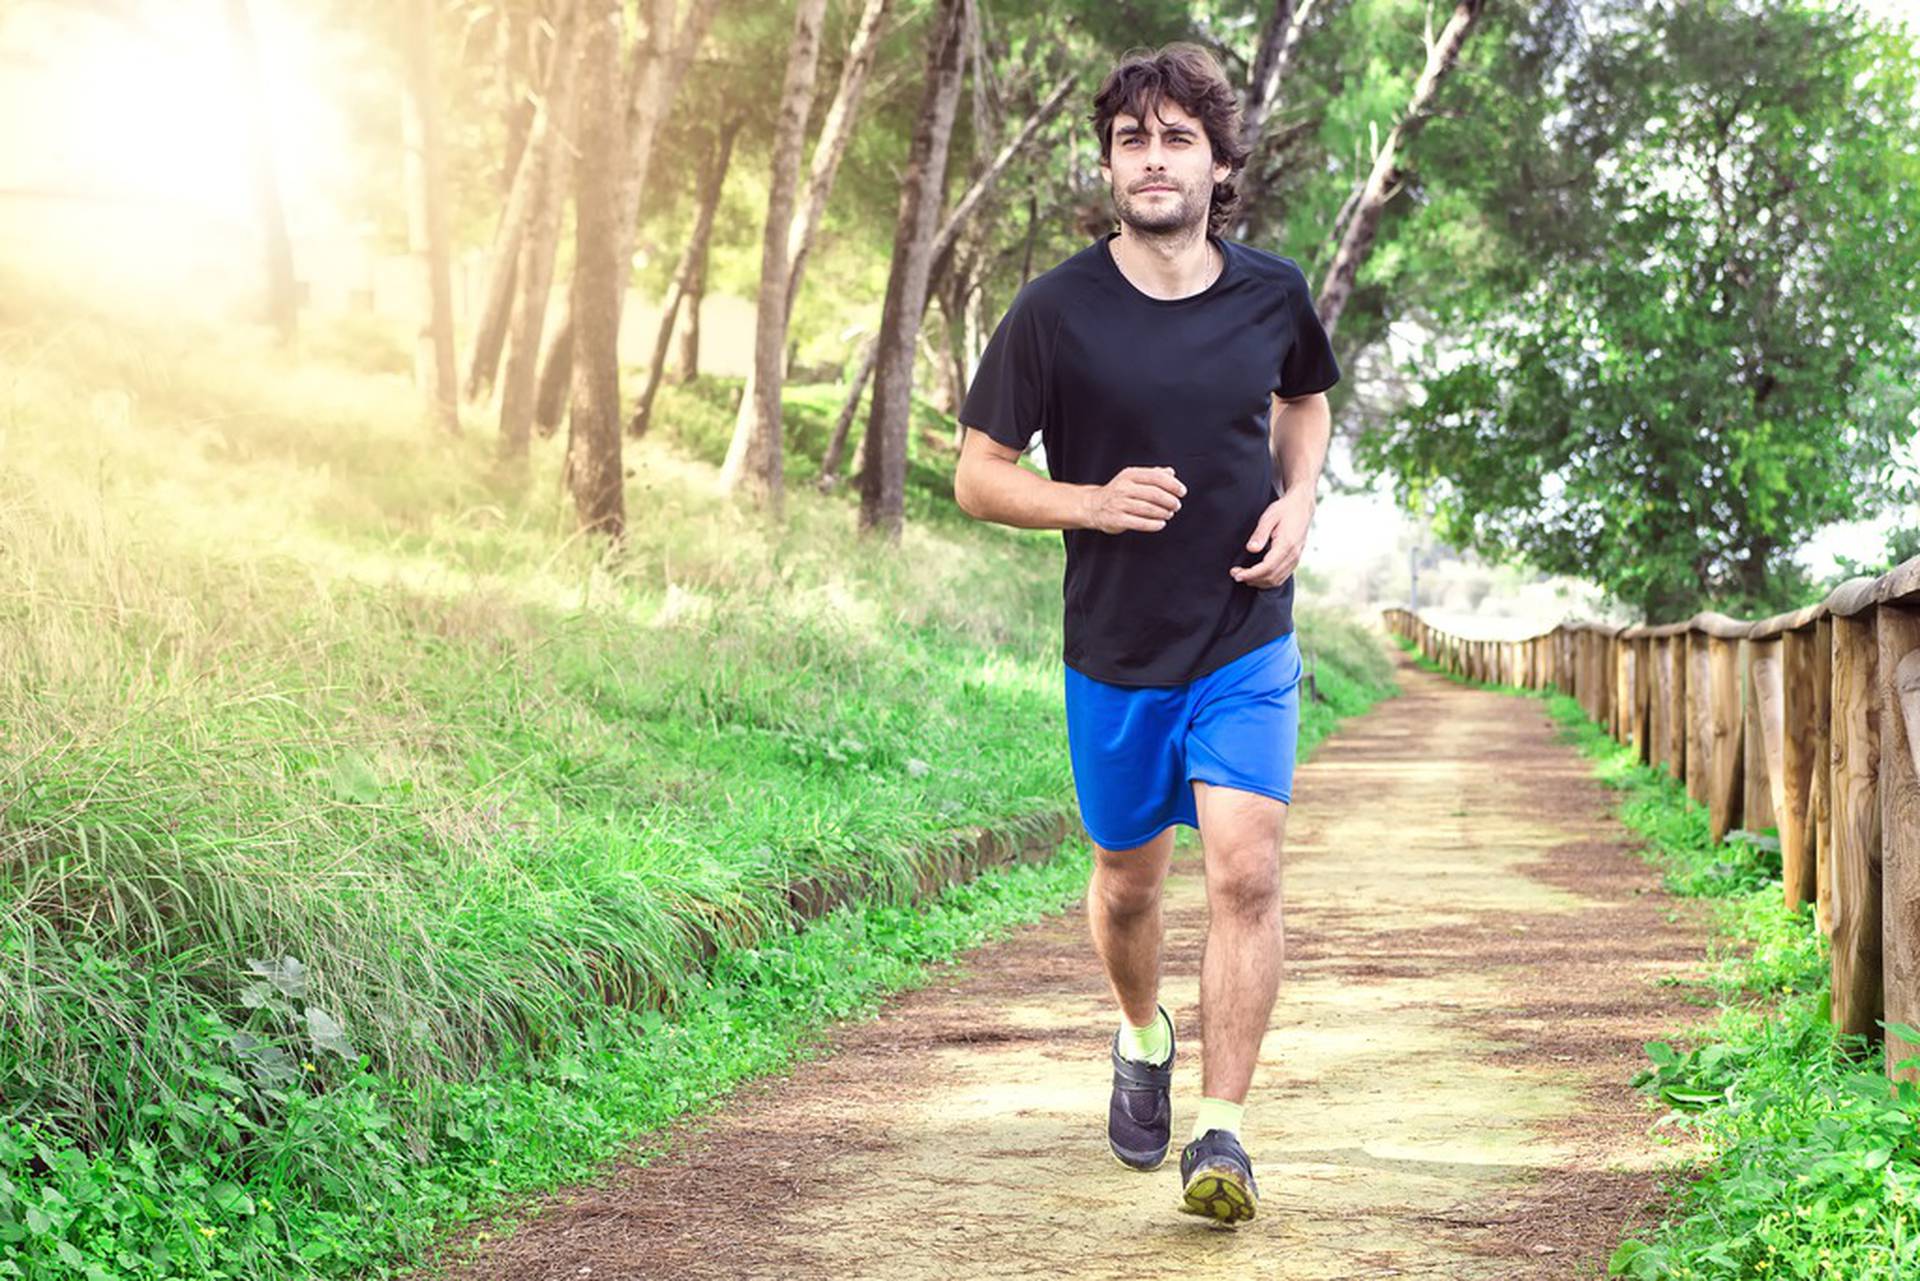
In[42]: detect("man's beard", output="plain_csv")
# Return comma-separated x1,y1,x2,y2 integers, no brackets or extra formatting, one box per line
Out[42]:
1113,178,1208,239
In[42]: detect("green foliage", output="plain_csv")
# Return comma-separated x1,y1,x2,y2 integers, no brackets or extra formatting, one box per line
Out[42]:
1361,0,1920,620
0,279,1397,1277
1534,694,1920,1280
0,851,1096,1279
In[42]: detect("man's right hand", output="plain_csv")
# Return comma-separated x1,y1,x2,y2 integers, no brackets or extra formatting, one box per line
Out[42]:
1082,466,1186,534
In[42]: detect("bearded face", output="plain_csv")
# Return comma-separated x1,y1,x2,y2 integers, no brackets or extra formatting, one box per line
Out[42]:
1101,98,1230,237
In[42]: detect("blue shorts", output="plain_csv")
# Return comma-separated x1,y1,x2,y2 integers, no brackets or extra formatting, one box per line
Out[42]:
1063,631,1302,851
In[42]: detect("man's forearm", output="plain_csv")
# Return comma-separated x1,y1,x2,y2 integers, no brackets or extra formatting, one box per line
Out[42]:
957,457,1093,531
1270,392,1331,501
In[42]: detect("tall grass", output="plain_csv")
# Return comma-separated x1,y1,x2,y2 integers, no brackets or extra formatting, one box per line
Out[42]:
0,274,1397,1277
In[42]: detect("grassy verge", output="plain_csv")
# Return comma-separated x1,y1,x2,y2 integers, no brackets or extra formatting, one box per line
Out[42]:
1392,634,1920,1279
0,275,1395,1280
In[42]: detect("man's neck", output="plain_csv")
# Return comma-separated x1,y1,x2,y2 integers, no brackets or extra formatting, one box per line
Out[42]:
1109,222,1219,300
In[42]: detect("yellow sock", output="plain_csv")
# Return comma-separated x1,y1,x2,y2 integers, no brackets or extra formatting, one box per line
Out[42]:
1118,1006,1172,1065
1191,1097,1245,1141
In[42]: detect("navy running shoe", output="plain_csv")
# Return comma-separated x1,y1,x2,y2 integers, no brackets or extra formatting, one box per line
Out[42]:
1107,1003,1174,1171
1179,1127,1258,1225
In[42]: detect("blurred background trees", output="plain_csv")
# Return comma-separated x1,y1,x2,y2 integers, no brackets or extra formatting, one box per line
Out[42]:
1,0,1913,617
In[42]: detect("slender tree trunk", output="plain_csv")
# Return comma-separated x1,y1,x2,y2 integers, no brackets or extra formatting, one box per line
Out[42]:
402,0,459,435
925,307,959,418
718,0,831,513
1231,0,1321,241
497,5,533,195
819,334,878,488
669,267,703,383
783,0,893,322
821,71,1069,489
857,0,969,539
535,0,718,437
497,8,585,459
466,0,578,403
565,0,626,536
725,0,890,474
926,73,1073,285
631,115,741,437
1316,0,1484,339
224,0,296,342
1020,192,1038,284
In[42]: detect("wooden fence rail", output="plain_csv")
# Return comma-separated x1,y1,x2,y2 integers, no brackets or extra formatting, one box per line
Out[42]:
1382,552,1920,1083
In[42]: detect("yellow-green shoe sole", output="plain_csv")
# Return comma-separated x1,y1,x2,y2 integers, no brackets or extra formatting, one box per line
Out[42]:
1179,1163,1257,1225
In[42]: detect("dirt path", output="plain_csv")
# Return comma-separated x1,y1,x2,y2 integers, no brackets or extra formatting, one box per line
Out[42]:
436,647,1718,1281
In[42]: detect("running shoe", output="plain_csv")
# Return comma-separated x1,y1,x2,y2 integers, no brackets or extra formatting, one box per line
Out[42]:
1179,1128,1258,1225
1107,1003,1174,1170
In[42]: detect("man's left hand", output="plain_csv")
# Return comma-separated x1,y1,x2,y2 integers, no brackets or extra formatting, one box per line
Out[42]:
1230,489,1314,589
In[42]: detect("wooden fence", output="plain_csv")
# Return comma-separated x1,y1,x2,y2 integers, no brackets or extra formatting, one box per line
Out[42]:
1382,554,1920,1083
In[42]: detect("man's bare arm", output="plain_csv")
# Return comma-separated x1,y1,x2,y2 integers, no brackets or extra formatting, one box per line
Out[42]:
954,427,1185,534
1270,390,1332,501
1229,390,1333,588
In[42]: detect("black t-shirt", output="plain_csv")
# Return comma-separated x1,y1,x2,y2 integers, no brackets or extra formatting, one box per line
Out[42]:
960,231,1341,686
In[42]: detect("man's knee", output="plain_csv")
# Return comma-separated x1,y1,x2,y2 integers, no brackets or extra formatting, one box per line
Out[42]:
1207,855,1281,918
1090,835,1171,918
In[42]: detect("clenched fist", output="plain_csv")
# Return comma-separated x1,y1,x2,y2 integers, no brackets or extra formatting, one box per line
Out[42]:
1082,466,1186,534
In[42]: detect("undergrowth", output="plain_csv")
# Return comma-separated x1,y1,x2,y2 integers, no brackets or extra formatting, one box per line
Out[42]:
0,276,1396,1279
1391,633,1920,1279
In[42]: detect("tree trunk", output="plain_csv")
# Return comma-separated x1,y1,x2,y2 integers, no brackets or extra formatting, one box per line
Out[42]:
466,0,579,403
533,316,573,438
1316,0,1484,339
857,0,969,539
1231,0,1321,240
224,0,297,342
718,0,831,513
783,0,893,323
535,0,718,436
496,4,533,196
927,73,1074,286
821,70,1068,489
564,0,626,536
401,0,459,435
722,0,890,475
819,334,878,488
497,7,586,459
631,115,741,438
669,268,703,384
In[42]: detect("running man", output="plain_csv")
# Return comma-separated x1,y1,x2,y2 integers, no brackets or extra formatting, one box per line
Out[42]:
952,43,1339,1226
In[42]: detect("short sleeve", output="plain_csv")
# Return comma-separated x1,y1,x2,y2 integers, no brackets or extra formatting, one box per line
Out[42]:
959,285,1051,451
1276,265,1341,399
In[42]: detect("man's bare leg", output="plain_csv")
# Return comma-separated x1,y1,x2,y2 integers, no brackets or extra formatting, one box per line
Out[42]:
1191,780,1289,1105
1086,827,1176,1027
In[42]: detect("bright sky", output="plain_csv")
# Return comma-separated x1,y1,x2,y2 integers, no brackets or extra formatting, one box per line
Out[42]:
0,0,355,231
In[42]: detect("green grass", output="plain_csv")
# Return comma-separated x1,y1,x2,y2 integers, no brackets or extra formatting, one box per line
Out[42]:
1390,634,1920,1279
0,274,1397,1280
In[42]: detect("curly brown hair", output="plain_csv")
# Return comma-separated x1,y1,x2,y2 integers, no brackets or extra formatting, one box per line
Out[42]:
1091,43,1250,236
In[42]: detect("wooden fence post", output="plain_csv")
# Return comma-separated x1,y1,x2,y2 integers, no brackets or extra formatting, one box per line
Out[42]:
1741,637,1775,833
1615,634,1633,745
1813,615,1836,938
1685,628,1712,806
1828,581,1883,1043
1777,620,1821,911
1652,633,1680,780
1752,633,1804,905
1631,632,1652,764
1702,617,1746,843
1874,562,1920,1082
